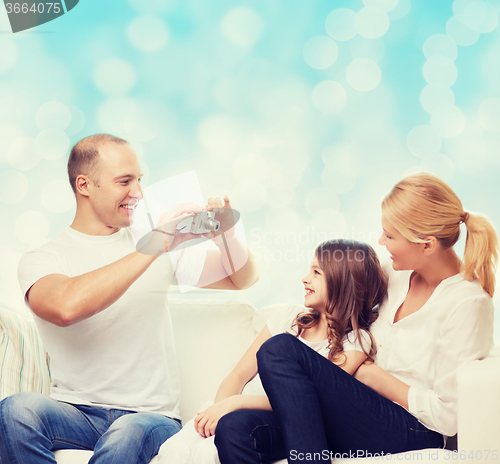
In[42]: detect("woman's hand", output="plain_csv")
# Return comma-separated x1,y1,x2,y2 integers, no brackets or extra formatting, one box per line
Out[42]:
194,396,239,438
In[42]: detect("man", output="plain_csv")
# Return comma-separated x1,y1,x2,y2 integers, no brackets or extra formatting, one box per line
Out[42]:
0,134,258,464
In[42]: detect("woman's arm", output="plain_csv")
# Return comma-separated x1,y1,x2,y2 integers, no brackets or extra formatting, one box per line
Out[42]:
354,363,410,409
194,325,272,437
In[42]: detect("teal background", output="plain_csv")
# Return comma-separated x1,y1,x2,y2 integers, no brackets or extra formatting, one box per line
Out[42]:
0,0,499,340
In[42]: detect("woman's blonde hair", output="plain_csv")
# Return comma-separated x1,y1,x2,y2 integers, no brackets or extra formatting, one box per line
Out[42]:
382,172,498,297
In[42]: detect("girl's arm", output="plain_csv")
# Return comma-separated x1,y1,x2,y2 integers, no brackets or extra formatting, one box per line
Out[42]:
339,350,369,376
194,325,272,437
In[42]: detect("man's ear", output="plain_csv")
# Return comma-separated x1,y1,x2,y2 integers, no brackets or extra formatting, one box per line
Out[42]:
75,175,91,198
422,236,439,255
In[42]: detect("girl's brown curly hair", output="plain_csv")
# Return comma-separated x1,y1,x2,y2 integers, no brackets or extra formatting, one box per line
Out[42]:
293,240,388,365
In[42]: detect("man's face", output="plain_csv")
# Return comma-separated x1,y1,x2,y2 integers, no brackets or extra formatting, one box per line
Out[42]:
87,142,143,233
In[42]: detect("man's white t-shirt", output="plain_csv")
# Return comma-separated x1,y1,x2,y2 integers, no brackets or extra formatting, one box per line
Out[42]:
18,227,206,420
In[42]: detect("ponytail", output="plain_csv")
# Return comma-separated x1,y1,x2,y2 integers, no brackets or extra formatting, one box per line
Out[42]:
462,213,498,297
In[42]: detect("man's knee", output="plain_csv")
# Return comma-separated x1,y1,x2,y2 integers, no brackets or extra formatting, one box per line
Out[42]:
0,392,52,427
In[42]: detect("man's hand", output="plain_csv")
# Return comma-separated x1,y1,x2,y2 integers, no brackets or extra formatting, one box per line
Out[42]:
138,203,206,255
205,196,237,241
194,397,239,438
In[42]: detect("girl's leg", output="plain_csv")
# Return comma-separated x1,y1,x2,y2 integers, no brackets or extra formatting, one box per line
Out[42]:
215,409,286,464
257,334,443,462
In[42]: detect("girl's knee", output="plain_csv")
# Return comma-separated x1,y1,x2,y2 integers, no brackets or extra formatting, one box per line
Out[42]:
257,333,299,365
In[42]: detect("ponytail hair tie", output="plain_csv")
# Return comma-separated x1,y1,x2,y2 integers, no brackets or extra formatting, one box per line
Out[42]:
460,211,470,225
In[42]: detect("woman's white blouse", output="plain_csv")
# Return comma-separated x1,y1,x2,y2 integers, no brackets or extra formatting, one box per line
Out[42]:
370,263,494,437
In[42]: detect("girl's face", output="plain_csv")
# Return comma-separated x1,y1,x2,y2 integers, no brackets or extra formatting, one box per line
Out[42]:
378,216,423,271
302,256,328,312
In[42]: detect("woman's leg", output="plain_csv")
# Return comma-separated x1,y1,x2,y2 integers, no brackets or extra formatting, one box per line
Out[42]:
215,409,285,464
257,334,443,462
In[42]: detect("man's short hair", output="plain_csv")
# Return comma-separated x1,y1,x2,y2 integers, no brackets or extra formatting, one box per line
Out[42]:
67,134,129,194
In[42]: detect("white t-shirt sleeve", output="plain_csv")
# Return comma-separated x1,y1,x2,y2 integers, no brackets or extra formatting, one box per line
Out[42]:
170,245,207,287
18,247,66,304
407,294,494,436
266,304,308,336
343,329,372,353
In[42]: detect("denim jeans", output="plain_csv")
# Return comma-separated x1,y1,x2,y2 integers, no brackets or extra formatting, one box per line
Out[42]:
215,334,444,464
0,392,181,464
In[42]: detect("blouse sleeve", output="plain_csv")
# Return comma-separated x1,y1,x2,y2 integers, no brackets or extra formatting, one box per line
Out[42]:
407,293,494,436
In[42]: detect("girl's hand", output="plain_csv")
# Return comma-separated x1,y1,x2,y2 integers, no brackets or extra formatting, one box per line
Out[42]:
194,396,239,438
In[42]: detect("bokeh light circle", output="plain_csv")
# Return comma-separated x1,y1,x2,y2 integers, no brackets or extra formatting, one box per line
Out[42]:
0,170,29,204
127,0,175,13
388,0,412,20
430,105,466,138
305,188,340,216
66,105,86,136
312,81,347,114
423,34,458,61
0,38,17,74
7,137,40,171
355,7,390,39
127,15,169,53
420,154,454,182
15,211,50,247
363,0,399,11
406,125,441,158
446,16,480,46
346,58,382,91
420,86,455,114
322,143,359,176
453,0,499,34
350,36,385,61
221,7,264,47
94,59,137,96
35,101,71,131
478,97,500,132
325,8,357,41
231,181,267,213
35,130,71,161
41,179,76,214
232,153,269,183
198,115,242,155
321,166,356,194
422,56,457,88
303,36,339,69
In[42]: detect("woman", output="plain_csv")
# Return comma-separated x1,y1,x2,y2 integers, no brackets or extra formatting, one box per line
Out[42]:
215,173,498,463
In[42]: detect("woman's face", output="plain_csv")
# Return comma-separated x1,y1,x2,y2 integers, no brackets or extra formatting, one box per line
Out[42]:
302,256,328,312
379,217,422,271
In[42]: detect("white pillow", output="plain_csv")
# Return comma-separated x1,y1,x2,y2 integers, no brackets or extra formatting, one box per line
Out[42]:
0,307,51,400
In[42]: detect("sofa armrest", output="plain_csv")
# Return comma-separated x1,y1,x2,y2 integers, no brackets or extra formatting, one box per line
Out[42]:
457,346,500,460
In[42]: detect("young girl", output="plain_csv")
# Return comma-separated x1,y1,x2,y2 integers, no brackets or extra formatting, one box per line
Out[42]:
157,239,388,464
215,172,498,463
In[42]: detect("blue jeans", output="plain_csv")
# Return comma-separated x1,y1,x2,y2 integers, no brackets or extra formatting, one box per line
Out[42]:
0,392,181,464
215,334,444,464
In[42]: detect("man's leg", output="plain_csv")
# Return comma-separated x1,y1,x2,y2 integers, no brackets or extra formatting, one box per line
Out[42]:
215,409,286,464
90,411,181,464
0,392,106,464
257,334,444,462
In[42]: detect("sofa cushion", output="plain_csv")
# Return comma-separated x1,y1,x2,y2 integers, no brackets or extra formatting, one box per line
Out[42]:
170,299,258,421
0,307,51,400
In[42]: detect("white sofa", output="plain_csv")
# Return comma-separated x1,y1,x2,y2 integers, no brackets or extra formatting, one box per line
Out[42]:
1,299,499,463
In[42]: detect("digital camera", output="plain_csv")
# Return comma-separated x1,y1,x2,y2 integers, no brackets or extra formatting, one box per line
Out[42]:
190,211,220,234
